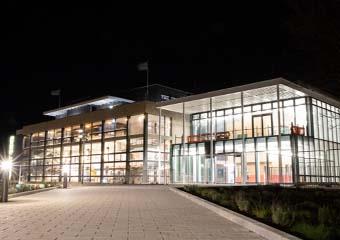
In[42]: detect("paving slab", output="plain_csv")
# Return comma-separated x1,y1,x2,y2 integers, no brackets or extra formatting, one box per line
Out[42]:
0,186,264,240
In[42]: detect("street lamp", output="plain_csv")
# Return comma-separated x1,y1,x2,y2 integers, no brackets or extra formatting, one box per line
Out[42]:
1,160,13,202
62,165,68,189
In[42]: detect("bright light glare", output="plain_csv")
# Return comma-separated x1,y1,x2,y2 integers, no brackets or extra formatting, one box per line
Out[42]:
1,160,13,172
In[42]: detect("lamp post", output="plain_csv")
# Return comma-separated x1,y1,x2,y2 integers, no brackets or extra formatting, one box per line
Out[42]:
1,160,13,202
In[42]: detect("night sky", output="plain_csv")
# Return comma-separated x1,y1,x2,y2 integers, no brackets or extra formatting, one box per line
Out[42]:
2,1,340,148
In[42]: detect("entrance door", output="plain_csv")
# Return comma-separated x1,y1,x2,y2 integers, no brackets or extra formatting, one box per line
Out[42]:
215,154,237,184
252,114,273,137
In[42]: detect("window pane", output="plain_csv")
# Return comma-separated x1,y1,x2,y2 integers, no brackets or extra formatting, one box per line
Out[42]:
129,115,144,135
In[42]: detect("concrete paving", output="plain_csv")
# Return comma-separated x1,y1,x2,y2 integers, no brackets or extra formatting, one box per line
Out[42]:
0,186,264,240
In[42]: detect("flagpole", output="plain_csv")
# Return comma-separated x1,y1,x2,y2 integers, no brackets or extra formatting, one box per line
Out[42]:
146,61,149,100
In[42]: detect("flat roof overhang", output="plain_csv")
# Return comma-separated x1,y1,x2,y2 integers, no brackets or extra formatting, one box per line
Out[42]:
157,77,340,113
44,96,134,117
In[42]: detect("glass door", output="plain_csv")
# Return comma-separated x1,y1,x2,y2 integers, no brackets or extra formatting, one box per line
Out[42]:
252,114,273,137
263,115,273,136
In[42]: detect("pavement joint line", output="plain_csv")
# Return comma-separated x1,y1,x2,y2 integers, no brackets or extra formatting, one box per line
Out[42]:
168,186,301,240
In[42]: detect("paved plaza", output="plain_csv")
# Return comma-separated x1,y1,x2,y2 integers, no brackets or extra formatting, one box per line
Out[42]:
0,186,264,240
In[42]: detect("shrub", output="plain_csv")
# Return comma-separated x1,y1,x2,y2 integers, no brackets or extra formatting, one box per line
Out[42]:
252,205,271,219
182,185,340,240
271,203,295,227
294,201,318,225
318,206,336,225
290,223,338,240
235,191,250,212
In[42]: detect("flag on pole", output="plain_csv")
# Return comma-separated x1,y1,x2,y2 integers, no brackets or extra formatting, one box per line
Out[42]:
137,62,148,71
51,89,61,96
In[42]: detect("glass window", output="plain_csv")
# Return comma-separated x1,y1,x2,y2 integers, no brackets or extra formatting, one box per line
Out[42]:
192,120,200,135
215,141,224,154
200,119,208,134
53,147,61,157
71,145,79,156
165,117,171,136
115,153,126,161
295,105,307,128
225,109,232,115
23,136,30,148
252,105,261,112
148,115,159,135
262,103,271,110
189,144,196,155
104,131,115,139
235,140,243,152
91,142,102,154
130,152,143,161
104,119,116,132
104,141,114,154
197,143,205,154
72,125,81,136
216,116,224,133
46,147,53,158
47,130,54,140
130,137,144,152
83,143,91,155
129,115,144,135
192,114,199,120
284,100,293,107
63,146,71,157
54,129,62,139
295,98,305,105
256,138,266,151
234,114,242,138
115,139,126,152
245,139,255,152
225,141,233,152
244,106,251,113
116,118,127,130
92,122,102,133
64,127,71,138
234,108,242,114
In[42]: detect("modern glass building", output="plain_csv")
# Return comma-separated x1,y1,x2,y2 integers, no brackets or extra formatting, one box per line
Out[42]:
17,78,340,185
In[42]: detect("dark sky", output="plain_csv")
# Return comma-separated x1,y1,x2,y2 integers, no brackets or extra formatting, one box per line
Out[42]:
2,1,340,147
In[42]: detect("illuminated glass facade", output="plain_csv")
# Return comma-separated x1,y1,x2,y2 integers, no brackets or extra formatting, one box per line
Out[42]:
18,79,340,185
159,79,340,185
19,98,173,184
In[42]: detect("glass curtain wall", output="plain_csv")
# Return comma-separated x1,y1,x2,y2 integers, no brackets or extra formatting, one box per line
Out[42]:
170,84,312,185
27,113,172,184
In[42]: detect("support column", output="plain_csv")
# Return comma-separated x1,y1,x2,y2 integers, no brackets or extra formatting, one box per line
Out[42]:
125,117,131,184
158,108,163,184
241,91,247,184
100,120,105,184
143,113,148,184
182,102,186,184
28,134,32,182
79,124,84,183
277,85,283,183
42,130,47,182
209,97,214,184
59,128,64,182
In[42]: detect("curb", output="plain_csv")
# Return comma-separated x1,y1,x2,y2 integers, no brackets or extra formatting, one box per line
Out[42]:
8,187,57,199
169,187,301,240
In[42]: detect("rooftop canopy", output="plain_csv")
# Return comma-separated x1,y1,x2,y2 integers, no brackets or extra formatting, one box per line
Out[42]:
44,96,133,117
157,78,340,114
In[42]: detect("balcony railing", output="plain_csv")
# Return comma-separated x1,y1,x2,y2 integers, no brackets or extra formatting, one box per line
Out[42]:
187,131,231,143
